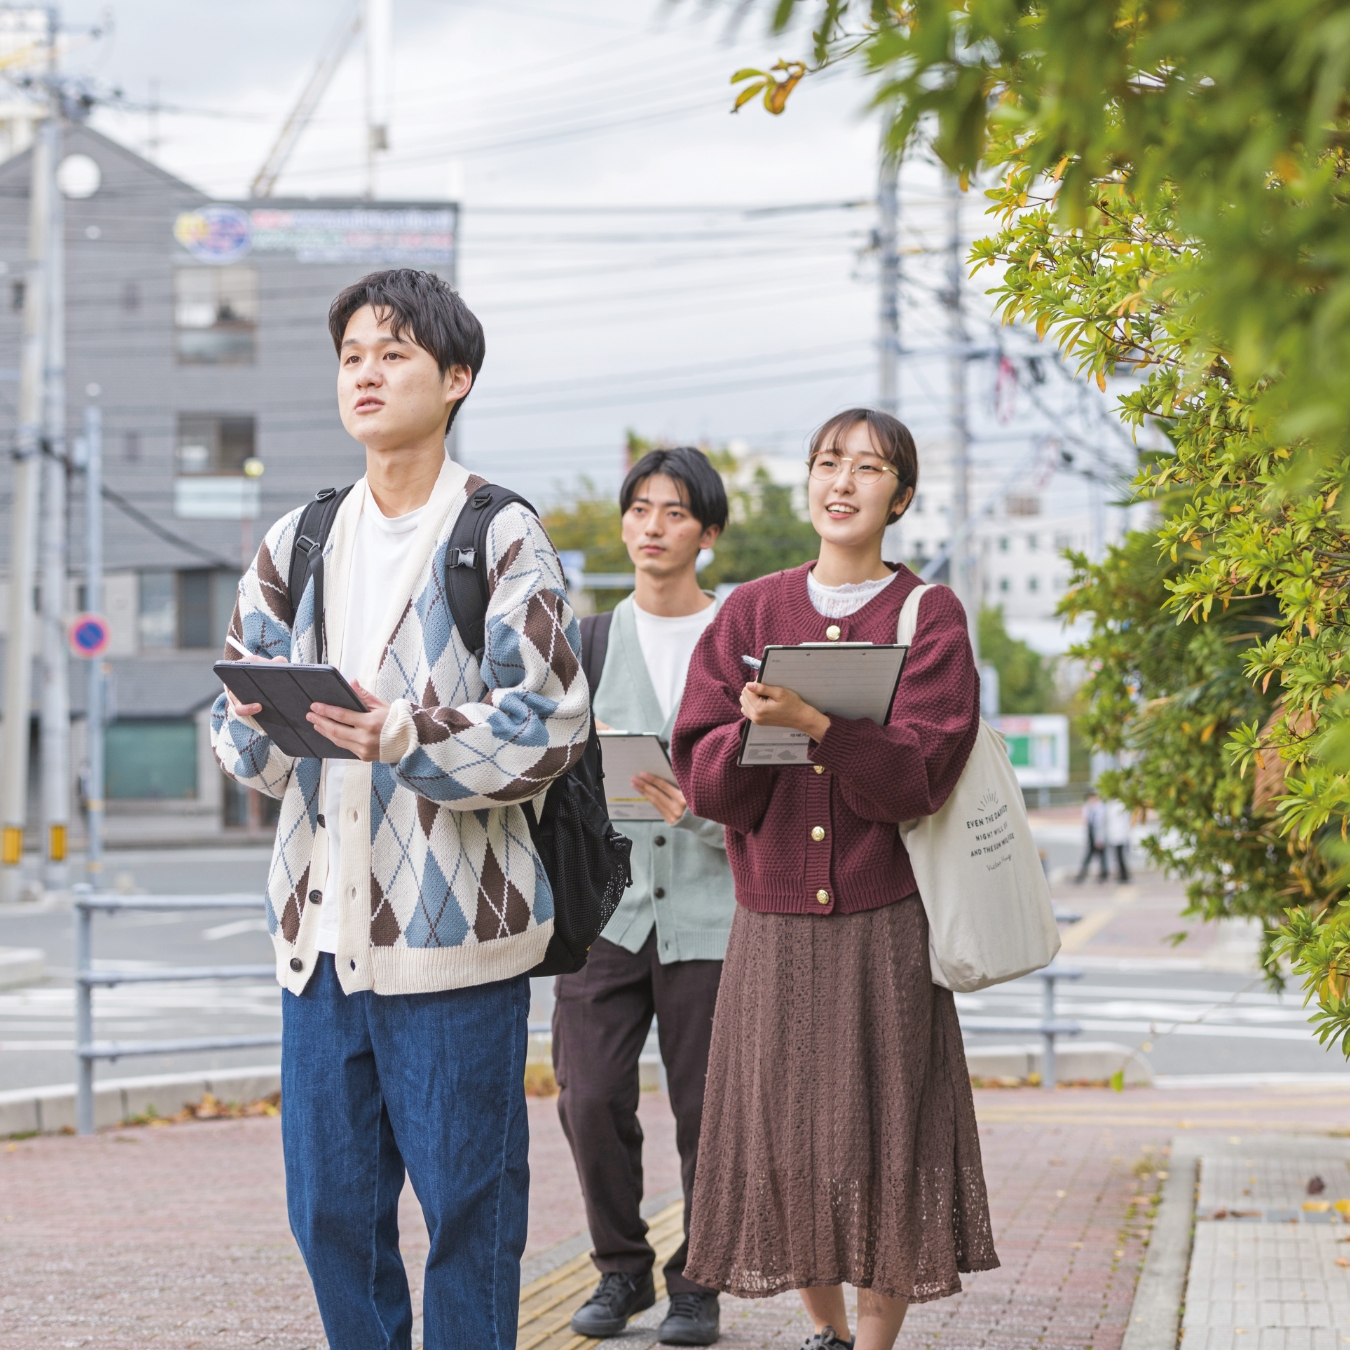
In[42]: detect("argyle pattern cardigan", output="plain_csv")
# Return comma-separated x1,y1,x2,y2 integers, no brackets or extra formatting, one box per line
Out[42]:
210,457,590,996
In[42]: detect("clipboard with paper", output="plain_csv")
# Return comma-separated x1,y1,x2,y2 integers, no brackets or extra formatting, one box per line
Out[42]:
598,731,678,821
737,642,908,766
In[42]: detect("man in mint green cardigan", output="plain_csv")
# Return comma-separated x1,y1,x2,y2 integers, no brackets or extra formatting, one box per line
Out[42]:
555,448,734,1348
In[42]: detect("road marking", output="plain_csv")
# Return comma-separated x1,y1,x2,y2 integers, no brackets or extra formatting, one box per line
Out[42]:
1059,907,1119,952
203,918,270,940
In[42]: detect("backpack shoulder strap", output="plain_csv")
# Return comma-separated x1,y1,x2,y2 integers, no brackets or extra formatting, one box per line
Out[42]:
445,482,539,661
286,484,355,663
578,610,613,700
896,581,933,647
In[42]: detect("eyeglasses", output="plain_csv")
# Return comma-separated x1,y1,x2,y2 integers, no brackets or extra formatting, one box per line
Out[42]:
806,452,900,486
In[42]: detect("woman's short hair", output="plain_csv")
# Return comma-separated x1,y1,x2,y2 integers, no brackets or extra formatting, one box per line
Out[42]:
809,408,919,522
620,447,729,532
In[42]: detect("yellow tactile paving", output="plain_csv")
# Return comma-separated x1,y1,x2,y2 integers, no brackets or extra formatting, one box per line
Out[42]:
518,1201,686,1350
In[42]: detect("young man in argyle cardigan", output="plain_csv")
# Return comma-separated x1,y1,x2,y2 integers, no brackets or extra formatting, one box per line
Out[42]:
211,270,589,1350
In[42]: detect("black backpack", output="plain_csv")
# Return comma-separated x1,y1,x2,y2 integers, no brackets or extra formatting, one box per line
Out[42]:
287,482,632,976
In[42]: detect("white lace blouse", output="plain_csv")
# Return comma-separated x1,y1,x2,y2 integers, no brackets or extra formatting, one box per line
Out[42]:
806,568,897,618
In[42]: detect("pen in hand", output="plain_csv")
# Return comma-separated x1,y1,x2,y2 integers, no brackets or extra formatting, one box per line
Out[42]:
741,655,762,673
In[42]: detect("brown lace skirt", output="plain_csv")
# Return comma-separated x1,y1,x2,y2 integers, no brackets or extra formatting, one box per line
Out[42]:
684,895,999,1303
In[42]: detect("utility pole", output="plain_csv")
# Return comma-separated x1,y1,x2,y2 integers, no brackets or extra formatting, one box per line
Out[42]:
38,17,68,891
37,78,67,891
0,42,54,901
877,148,899,416
945,172,979,661
364,0,391,199
82,405,103,884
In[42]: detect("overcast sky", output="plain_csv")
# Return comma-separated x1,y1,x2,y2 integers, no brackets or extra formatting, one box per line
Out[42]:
51,0,1133,540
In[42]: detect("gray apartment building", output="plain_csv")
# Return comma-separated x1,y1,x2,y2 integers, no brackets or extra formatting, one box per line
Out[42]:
0,124,457,831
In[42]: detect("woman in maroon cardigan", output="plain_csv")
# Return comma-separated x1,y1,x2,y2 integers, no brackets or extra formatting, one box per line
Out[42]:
671,409,997,1350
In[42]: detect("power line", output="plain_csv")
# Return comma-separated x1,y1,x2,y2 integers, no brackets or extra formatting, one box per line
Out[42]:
97,481,239,568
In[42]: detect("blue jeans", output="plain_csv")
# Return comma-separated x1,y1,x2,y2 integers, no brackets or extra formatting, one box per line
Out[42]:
281,955,530,1350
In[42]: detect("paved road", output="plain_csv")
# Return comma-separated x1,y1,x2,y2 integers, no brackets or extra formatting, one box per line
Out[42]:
3,838,1349,1095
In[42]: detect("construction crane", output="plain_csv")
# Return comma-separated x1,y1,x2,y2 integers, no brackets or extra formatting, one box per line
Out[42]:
251,0,390,200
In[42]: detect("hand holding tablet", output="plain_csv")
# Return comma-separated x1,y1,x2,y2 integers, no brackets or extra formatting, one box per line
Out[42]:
215,657,384,760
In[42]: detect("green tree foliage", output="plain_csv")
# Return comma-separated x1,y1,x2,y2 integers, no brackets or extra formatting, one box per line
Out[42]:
1059,531,1326,966
977,605,1054,715
541,479,626,575
700,467,820,587
723,0,1350,1034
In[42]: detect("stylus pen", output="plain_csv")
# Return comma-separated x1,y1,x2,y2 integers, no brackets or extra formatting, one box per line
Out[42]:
741,655,762,672
223,634,252,658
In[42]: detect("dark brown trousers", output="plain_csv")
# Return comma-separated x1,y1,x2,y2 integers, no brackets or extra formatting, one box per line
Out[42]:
552,933,722,1295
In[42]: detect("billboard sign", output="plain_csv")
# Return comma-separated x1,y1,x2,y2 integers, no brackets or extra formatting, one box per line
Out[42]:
173,204,456,267
996,714,1070,788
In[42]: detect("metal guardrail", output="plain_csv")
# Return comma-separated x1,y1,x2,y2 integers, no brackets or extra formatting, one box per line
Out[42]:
72,885,279,1135
959,963,1084,1089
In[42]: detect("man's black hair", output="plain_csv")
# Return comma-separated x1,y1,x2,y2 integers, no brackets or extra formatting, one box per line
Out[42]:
620,447,729,532
328,269,486,433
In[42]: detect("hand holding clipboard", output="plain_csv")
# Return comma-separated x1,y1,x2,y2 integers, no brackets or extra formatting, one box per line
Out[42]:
738,642,909,765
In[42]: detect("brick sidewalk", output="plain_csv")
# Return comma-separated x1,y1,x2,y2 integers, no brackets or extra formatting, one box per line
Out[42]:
4,1085,1350,1348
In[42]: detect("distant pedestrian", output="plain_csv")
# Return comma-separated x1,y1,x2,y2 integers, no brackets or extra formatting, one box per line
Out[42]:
556,447,733,1347
1076,791,1108,883
672,409,998,1350
1103,796,1132,883
211,270,589,1350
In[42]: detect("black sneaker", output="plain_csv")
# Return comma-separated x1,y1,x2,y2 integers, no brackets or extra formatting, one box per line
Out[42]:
658,1290,720,1345
570,1270,657,1337
799,1328,854,1350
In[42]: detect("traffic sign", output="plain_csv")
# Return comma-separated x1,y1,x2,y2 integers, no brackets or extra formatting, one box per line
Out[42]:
67,613,111,659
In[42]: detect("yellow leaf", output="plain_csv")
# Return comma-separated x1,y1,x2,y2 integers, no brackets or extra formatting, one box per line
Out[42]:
732,83,764,111
1096,370,1107,392
1036,314,1049,340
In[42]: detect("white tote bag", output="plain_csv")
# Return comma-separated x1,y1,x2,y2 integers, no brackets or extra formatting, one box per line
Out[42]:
896,585,1060,992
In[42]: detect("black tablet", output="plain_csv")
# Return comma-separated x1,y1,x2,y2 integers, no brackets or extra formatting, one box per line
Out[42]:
213,661,368,760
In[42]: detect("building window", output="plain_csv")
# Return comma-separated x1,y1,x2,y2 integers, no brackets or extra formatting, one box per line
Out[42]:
1026,534,1039,551
1028,575,1040,592
138,567,240,650
174,265,258,364
105,719,197,800
123,429,140,463
1006,494,1041,516
998,536,1009,552
178,568,240,649
121,279,140,313
999,577,1010,592
176,413,255,476
138,570,175,649
1054,532,1072,551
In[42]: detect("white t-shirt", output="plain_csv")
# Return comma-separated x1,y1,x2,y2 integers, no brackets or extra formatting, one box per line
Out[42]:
632,599,718,721
316,491,427,954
